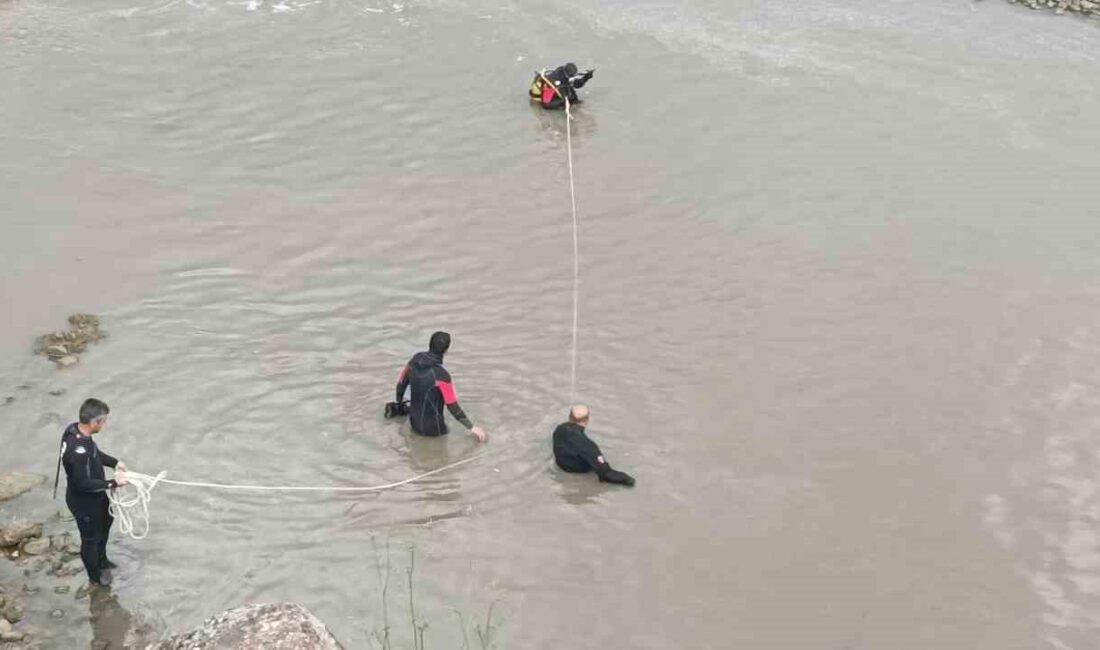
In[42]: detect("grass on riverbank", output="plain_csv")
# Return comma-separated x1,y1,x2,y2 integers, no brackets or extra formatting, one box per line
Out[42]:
368,536,499,650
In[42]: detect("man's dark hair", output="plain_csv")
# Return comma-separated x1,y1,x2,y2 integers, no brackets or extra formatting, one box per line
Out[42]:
429,331,451,355
79,398,110,424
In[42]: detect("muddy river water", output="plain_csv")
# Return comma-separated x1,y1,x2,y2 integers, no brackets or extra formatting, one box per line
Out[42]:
3,0,1100,647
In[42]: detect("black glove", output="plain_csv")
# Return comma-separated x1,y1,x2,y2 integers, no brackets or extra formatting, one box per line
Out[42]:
600,468,635,487
384,401,409,419
583,69,594,81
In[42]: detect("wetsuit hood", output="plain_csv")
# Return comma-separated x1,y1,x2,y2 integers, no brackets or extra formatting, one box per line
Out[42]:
411,350,444,368
429,331,451,355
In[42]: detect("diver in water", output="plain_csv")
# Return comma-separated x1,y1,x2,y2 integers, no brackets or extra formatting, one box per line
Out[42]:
386,331,488,442
530,63,595,110
552,405,634,486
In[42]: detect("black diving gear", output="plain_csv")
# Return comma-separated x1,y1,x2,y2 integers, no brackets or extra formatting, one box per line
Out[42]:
552,421,635,486
59,423,120,584
530,63,595,110
392,331,475,436
384,401,409,419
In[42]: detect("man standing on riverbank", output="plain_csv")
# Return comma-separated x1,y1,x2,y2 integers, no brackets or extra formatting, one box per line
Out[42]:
553,405,635,486
59,398,127,587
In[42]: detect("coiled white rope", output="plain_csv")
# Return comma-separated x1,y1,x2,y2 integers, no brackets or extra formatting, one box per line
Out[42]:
107,471,166,541
107,453,487,540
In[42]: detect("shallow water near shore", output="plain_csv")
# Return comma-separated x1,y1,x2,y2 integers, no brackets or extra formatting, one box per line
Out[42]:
3,0,1100,647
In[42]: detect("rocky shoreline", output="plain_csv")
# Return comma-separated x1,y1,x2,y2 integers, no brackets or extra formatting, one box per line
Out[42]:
1007,0,1100,17
1,471,342,648
1,470,141,649
3,313,346,648
0,474,71,648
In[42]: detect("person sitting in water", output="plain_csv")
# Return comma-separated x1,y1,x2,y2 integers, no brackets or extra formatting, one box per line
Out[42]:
387,331,488,442
529,63,595,110
552,405,634,486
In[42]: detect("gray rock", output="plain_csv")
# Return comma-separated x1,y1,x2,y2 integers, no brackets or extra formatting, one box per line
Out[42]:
48,388,67,397
54,585,70,594
0,617,24,642
56,355,79,368
152,602,343,650
63,543,81,557
2,396,13,406
50,609,64,620
21,538,50,556
61,563,85,577
0,473,45,501
74,584,93,600
0,522,42,547
2,598,25,623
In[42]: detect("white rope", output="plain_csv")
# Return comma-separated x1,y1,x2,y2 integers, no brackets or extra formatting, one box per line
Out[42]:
565,94,580,404
106,454,487,540
534,71,581,403
107,471,166,541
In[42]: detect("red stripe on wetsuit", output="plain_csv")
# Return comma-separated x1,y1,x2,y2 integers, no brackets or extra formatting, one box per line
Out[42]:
435,379,458,405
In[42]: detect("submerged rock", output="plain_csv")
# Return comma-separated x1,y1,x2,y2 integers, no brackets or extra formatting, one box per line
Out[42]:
0,473,45,501
21,538,50,556
0,522,42,548
34,313,105,367
152,602,343,650
2,598,25,623
0,617,25,642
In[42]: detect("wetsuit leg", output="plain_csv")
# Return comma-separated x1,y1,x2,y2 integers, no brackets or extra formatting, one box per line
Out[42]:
97,498,114,567
409,412,447,437
69,497,106,582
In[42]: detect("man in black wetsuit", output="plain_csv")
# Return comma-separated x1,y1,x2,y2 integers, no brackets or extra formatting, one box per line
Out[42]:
57,398,128,587
390,331,488,442
530,62,595,110
553,405,634,486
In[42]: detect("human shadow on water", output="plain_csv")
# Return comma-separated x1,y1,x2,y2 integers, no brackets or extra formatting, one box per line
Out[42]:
551,467,617,506
384,421,482,499
88,587,132,650
528,103,600,145
88,586,162,649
